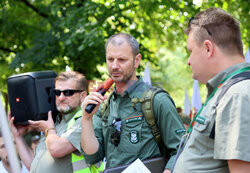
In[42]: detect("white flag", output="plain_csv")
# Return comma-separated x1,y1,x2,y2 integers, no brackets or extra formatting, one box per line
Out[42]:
192,80,202,113
184,89,192,117
245,47,250,63
65,65,72,72
142,62,151,85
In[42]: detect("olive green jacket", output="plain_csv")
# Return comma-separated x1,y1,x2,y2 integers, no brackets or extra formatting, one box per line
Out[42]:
83,77,185,170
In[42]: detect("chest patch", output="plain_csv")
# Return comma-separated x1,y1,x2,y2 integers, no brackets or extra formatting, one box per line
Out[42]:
196,116,206,125
125,115,143,124
129,130,139,144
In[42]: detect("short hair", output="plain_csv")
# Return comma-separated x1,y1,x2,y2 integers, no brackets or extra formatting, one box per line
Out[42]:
185,7,243,56
105,33,139,57
55,71,87,91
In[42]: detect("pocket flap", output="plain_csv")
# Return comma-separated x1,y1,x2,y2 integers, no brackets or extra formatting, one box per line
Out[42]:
194,116,210,132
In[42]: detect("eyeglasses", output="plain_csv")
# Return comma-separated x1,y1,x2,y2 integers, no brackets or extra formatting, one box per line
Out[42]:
111,118,122,146
188,17,212,36
53,89,83,96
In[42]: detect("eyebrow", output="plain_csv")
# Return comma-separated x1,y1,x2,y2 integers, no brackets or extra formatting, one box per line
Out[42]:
107,56,127,59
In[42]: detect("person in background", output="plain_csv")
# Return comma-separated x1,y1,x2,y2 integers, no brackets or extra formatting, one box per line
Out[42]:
0,131,29,173
10,71,103,173
81,33,185,173
176,107,191,130
30,135,40,152
172,7,250,173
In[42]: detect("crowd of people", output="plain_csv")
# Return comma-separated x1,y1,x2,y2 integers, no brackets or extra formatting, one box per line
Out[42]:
1,7,250,173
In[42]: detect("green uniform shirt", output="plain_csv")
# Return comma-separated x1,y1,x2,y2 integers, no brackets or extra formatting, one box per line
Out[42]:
30,108,83,173
83,77,185,169
173,63,250,173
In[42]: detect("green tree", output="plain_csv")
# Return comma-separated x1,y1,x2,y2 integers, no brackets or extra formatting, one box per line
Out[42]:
0,0,249,109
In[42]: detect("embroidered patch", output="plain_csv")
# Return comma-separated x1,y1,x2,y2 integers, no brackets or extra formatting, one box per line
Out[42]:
130,130,139,144
125,115,143,124
175,128,186,134
195,116,206,125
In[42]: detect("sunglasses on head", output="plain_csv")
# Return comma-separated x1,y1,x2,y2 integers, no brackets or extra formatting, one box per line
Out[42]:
54,89,83,96
189,17,212,36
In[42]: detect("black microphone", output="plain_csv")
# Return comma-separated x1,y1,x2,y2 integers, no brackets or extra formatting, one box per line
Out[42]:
85,78,114,114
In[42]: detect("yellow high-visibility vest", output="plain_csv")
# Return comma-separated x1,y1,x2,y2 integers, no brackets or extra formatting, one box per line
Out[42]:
67,110,104,173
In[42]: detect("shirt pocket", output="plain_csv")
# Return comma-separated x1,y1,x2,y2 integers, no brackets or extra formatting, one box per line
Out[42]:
194,118,210,132
118,118,143,154
192,118,213,155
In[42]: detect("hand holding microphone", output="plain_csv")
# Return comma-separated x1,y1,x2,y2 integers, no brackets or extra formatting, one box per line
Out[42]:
85,78,114,114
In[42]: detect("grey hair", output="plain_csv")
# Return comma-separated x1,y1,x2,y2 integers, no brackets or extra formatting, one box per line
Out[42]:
105,33,139,57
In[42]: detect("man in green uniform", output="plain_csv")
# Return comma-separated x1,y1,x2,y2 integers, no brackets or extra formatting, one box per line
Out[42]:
81,33,185,172
10,71,101,173
172,7,250,173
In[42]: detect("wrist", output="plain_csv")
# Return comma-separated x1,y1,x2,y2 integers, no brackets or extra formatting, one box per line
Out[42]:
82,113,93,121
44,128,56,137
81,116,93,128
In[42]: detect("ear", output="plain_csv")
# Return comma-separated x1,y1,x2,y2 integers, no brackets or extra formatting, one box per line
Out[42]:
203,40,214,58
134,53,141,68
80,91,87,103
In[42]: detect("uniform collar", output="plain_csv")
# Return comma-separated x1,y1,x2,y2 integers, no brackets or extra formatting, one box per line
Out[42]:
206,62,250,97
60,107,81,123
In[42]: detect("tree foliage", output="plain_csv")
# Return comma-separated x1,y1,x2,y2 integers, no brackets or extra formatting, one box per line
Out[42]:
0,0,249,108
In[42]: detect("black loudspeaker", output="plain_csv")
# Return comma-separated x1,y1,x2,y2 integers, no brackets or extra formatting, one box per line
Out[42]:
7,71,58,125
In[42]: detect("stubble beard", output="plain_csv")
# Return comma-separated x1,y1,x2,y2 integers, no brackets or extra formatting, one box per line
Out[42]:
121,70,134,83
110,67,135,83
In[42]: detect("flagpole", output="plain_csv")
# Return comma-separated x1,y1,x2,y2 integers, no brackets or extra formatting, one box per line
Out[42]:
142,62,151,85
245,47,250,63
0,91,21,173
192,80,202,119
184,88,192,118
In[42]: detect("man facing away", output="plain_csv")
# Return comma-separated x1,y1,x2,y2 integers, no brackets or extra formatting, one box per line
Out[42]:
172,7,250,173
10,71,102,173
81,33,185,173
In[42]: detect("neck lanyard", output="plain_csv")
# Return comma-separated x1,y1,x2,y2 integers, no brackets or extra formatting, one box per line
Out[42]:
187,66,250,133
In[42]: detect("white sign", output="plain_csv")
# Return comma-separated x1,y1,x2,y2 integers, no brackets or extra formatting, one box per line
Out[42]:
122,158,151,173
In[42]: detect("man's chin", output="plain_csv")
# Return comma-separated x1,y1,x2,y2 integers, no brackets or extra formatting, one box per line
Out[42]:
57,106,71,114
111,76,123,82
192,73,197,80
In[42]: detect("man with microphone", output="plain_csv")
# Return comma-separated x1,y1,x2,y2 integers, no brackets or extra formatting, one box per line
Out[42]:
81,33,185,172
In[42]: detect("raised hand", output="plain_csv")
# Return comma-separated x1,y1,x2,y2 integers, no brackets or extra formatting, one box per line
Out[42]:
8,111,29,138
28,111,55,133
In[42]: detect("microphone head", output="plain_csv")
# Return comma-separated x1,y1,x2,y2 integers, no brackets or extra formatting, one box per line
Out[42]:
103,78,114,90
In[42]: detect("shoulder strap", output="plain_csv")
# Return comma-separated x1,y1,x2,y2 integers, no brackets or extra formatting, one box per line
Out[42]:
100,91,114,120
132,87,171,155
209,71,250,139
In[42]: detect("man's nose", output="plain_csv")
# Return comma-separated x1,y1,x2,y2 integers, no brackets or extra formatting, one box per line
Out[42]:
111,59,119,69
58,92,66,100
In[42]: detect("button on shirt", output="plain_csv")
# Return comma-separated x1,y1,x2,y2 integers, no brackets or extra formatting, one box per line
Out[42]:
30,108,83,173
83,77,185,169
173,62,250,173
